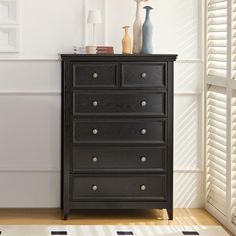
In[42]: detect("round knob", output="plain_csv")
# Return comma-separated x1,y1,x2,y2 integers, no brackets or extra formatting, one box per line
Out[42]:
92,185,98,191
140,129,147,135
141,72,147,79
141,156,147,163
140,185,146,191
92,129,98,135
92,72,98,79
92,101,98,107
92,156,98,163
141,101,147,107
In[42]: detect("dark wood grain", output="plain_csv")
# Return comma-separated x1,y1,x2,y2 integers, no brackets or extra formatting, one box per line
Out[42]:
71,146,166,173
122,63,167,88
71,175,167,201
61,54,177,220
73,119,166,144
73,92,167,117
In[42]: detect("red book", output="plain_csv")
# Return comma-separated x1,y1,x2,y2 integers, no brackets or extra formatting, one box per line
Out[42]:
96,46,114,54
97,51,114,54
97,46,114,49
97,49,114,52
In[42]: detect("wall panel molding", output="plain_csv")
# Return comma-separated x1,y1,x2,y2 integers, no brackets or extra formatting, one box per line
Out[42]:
0,168,60,173
0,91,61,95
176,59,202,63
174,91,202,95
0,58,60,61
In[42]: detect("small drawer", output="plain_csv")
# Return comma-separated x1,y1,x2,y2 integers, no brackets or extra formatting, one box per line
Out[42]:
73,92,166,117
122,63,166,88
72,147,166,172
73,119,166,144
71,175,167,201
73,63,117,88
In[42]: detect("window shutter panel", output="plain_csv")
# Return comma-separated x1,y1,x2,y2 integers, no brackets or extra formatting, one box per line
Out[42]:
208,0,228,78
233,0,236,79
207,85,227,215
232,95,236,224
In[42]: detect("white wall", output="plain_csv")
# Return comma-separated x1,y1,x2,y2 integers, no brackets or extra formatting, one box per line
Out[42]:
0,0,204,208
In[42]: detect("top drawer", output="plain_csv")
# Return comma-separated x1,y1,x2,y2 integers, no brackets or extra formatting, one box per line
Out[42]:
73,63,117,88
122,63,166,88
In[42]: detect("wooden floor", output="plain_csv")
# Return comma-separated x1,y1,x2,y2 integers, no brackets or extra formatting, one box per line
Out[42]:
0,208,220,225
0,208,233,235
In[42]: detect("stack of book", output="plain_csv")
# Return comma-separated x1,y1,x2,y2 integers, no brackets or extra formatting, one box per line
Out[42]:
96,46,114,54
73,46,114,54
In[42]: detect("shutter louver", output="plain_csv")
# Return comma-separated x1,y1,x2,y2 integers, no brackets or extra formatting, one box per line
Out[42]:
232,95,236,224
207,85,227,216
208,0,228,78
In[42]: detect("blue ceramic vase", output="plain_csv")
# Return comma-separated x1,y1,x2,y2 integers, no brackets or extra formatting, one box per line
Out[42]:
141,6,154,54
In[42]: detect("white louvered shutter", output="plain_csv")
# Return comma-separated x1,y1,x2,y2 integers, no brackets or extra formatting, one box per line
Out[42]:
232,94,236,224
208,0,228,78
207,85,227,215
233,0,236,79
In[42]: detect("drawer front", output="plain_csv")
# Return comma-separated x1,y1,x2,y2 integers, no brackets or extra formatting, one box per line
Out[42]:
72,147,166,172
73,63,117,88
73,119,166,144
71,175,167,201
122,63,166,88
73,92,166,116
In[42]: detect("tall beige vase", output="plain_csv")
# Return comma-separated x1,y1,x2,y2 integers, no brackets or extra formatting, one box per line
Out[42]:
122,26,132,54
133,0,142,54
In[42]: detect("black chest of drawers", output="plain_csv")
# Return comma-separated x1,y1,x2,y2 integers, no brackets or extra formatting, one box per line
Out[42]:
61,54,177,220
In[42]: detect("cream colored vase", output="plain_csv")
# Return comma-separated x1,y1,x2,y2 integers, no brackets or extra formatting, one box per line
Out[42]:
122,26,132,54
133,1,142,54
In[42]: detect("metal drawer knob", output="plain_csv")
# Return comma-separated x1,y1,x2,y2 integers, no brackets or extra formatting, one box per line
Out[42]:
140,185,146,191
92,185,98,191
141,72,147,79
92,129,98,135
92,156,98,163
140,129,147,135
92,72,98,79
141,156,147,163
141,101,147,107
92,101,98,107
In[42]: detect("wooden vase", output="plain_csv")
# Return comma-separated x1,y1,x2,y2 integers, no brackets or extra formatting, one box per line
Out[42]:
122,26,132,54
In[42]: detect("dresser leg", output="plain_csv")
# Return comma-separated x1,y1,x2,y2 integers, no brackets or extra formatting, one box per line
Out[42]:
167,208,173,220
63,209,70,220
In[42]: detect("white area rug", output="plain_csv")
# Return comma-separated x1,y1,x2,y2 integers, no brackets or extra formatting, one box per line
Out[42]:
0,225,230,236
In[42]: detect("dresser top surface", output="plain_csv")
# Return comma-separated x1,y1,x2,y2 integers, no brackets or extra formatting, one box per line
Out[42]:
60,54,178,62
